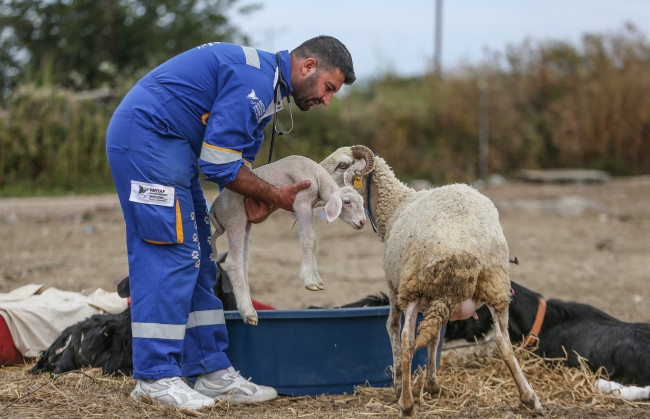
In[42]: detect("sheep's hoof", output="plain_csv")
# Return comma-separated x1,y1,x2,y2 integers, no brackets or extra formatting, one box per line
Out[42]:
244,316,259,326
318,284,324,290
424,378,440,397
394,384,402,400
305,285,320,291
398,403,415,417
523,395,543,414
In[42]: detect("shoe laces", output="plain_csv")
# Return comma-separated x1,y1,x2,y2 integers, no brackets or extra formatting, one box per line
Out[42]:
223,370,251,385
161,377,199,394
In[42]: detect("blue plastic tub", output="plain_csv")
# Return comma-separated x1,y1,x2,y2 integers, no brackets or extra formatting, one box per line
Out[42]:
224,307,445,396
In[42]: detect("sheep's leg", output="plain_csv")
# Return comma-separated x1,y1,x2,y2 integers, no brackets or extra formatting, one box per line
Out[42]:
398,300,419,417
425,333,441,397
421,299,449,397
387,286,403,398
489,306,543,413
225,223,258,326
294,206,323,291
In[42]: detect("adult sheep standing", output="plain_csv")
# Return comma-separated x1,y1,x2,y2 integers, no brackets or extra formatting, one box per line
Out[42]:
319,145,543,417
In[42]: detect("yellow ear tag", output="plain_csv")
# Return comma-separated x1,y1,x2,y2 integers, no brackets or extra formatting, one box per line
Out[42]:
353,176,362,189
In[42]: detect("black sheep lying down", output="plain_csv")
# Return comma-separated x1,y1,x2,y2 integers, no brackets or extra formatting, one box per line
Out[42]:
29,307,133,376
29,278,134,376
445,280,650,398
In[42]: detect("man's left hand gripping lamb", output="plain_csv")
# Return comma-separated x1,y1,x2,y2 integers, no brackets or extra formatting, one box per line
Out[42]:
209,155,368,325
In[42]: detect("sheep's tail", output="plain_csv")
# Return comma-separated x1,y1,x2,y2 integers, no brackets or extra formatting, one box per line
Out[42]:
415,300,448,349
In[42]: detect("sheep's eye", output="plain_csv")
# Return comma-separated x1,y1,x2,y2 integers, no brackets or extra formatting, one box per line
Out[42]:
343,199,351,205
337,162,349,170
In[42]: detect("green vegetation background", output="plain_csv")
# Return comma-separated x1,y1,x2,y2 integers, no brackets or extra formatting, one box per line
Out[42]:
0,1,648,196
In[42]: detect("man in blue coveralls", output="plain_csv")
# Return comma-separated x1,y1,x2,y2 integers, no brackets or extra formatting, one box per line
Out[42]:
105,35,355,410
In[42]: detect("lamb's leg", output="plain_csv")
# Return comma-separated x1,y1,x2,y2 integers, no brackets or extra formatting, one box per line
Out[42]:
398,300,419,417
242,221,252,295
489,306,543,414
387,286,403,398
294,206,323,291
225,223,258,326
209,208,224,258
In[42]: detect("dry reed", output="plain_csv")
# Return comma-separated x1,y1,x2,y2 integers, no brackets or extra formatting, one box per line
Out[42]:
1,342,647,418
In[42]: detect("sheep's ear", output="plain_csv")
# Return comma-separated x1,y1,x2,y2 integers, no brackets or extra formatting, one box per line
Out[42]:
324,195,343,222
343,160,367,188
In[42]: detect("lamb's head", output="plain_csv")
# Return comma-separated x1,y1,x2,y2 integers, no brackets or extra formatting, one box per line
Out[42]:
319,145,375,188
323,186,366,230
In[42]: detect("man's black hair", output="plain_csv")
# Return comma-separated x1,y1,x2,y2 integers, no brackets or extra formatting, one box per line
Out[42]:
292,35,356,85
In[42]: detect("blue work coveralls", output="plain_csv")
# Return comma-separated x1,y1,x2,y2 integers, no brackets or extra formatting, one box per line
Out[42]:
105,42,290,379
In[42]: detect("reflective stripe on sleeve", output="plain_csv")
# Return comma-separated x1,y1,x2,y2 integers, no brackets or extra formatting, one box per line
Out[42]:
187,309,225,329
242,46,260,69
200,143,242,165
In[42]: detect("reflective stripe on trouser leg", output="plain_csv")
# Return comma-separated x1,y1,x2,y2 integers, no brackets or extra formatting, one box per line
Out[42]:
181,175,231,377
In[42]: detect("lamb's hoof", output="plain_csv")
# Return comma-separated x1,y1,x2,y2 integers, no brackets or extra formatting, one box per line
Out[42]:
305,285,320,291
318,284,324,290
244,316,259,326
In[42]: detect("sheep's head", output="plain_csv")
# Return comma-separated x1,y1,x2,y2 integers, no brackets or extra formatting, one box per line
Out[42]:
324,186,366,230
319,145,375,189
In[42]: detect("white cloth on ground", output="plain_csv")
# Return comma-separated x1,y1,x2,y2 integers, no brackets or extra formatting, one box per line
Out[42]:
0,284,128,358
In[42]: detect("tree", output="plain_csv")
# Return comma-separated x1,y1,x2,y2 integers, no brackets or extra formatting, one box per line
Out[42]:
0,0,258,98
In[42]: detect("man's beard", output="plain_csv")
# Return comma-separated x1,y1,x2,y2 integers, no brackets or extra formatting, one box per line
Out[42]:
291,72,321,111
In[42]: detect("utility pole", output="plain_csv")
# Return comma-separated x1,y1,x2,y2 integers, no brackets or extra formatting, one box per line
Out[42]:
478,79,489,180
434,0,443,74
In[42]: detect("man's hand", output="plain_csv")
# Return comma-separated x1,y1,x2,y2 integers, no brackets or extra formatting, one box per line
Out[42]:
225,166,311,224
243,180,311,223
244,197,277,224
273,180,312,212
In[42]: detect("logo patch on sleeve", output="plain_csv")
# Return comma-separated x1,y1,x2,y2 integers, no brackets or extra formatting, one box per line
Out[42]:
247,89,267,121
129,181,175,207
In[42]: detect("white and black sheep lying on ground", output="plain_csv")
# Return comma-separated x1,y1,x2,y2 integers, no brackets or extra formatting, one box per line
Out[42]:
445,280,650,401
209,155,367,326
320,145,543,416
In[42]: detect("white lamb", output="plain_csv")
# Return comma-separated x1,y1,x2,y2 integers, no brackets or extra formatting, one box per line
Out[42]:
209,155,366,326
320,145,543,417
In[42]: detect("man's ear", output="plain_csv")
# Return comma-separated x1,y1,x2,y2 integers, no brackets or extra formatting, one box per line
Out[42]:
302,57,317,76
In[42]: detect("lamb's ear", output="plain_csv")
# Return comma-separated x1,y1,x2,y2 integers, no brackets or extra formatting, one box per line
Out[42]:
324,194,343,222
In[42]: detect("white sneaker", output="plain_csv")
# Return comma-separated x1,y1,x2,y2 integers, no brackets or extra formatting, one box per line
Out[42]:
194,367,278,403
131,376,215,410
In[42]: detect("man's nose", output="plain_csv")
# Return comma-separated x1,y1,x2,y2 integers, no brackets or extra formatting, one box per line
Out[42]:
321,92,334,106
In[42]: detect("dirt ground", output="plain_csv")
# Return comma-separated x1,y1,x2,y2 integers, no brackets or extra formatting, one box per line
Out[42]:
1,175,649,322
0,174,649,417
